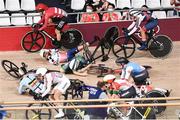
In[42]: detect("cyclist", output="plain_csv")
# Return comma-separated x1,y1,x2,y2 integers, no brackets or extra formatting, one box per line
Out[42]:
39,43,89,65
83,81,108,119
103,74,136,98
35,3,68,48
0,105,11,119
36,68,71,118
126,9,158,50
115,57,149,86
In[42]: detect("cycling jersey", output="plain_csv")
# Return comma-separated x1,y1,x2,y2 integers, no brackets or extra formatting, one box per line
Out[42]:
38,7,68,31
0,105,7,119
18,72,44,94
41,72,70,97
127,12,158,35
121,62,145,80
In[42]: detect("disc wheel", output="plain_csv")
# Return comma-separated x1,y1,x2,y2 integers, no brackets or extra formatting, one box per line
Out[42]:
61,29,83,50
25,103,52,120
1,60,21,79
145,90,167,114
112,37,136,58
21,31,46,52
148,35,173,58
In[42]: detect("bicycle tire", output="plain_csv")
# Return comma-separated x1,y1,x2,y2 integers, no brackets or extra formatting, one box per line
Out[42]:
21,31,46,52
1,60,21,79
145,90,167,115
112,37,136,58
148,35,173,59
61,29,83,50
25,103,52,120
87,66,100,74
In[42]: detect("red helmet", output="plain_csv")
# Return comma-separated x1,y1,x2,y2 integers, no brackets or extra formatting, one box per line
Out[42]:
36,3,48,12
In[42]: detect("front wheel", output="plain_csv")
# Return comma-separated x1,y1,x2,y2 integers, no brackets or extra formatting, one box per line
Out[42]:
21,31,46,52
112,37,136,58
25,103,52,119
1,60,21,79
148,35,173,58
61,29,83,50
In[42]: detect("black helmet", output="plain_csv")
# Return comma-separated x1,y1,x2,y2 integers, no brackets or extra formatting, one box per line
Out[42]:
115,57,129,65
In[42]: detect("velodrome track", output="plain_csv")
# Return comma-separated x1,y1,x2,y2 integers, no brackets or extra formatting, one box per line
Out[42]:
0,41,180,119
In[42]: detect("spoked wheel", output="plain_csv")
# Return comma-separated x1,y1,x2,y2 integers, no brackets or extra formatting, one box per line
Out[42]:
145,90,167,115
25,103,52,120
61,29,83,50
1,60,21,79
148,35,173,58
21,31,46,52
112,37,136,58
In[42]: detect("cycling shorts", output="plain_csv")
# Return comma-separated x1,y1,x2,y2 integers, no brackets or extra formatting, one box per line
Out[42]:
54,80,71,94
52,16,68,31
67,47,79,61
119,86,136,98
143,18,158,32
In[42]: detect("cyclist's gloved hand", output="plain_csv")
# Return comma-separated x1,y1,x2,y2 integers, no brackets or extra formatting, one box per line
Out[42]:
31,23,37,28
122,27,129,33
124,32,130,39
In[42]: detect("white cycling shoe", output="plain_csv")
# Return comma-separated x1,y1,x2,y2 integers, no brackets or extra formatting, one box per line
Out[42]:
54,109,65,118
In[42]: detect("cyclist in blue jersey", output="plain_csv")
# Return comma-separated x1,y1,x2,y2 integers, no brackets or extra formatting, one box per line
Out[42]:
0,105,11,120
127,9,158,50
115,57,149,86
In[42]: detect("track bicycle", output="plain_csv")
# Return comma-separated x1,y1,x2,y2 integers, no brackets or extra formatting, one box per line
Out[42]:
21,24,83,52
112,26,173,58
107,100,156,119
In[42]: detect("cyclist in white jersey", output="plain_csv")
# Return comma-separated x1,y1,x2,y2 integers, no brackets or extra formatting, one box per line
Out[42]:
36,68,71,118
126,9,158,50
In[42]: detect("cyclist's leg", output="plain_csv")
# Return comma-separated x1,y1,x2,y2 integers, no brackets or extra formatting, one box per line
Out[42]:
53,81,71,118
67,48,79,61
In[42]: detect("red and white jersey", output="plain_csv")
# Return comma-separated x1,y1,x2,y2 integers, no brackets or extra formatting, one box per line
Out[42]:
38,7,67,31
41,72,70,97
112,79,133,91
175,0,180,10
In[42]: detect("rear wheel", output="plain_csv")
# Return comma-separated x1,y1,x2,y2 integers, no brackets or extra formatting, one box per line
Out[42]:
25,103,52,119
1,60,21,79
21,31,46,52
145,90,167,114
112,37,136,58
61,29,83,50
148,35,173,58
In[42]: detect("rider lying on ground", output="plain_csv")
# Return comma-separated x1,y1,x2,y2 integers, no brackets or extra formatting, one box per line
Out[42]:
35,3,68,48
39,43,89,65
35,68,71,118
59,54,93,76
127,9,158,50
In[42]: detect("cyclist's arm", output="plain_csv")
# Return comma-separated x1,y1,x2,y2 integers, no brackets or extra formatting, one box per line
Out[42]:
127,21,136,31
41,76,52,97
39,14,50,31
37,15,45,25
18,82,27,94
120,67,132,81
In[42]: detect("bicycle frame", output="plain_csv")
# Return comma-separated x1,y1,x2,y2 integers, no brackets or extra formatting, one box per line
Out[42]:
41,30,56,41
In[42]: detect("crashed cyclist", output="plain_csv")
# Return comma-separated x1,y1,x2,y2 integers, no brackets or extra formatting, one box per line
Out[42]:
39,43,89,65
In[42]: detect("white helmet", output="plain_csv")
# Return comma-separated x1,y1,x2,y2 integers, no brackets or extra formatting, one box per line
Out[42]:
103,74,116,83
129,9,141,17
39,49,49,58
36,67,48,76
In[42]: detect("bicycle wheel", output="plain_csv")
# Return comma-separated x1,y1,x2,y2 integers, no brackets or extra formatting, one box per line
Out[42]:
25,103,52,120
61,29,83,50
112,37,136,58
148,35,173,58
21,31,46,52
145,90,166,115
1,60,21,79
87,66,100,75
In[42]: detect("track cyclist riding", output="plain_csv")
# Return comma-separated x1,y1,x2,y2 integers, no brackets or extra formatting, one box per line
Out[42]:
35,3,68,48
127,9,158,50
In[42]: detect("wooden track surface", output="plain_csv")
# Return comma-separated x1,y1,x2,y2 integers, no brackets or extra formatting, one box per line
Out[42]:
0,41,180,119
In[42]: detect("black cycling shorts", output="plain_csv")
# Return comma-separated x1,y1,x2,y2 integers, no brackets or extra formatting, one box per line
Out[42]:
52,16,68,31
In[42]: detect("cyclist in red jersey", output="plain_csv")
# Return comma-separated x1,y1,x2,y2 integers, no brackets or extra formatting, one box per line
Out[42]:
35,3,68,48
